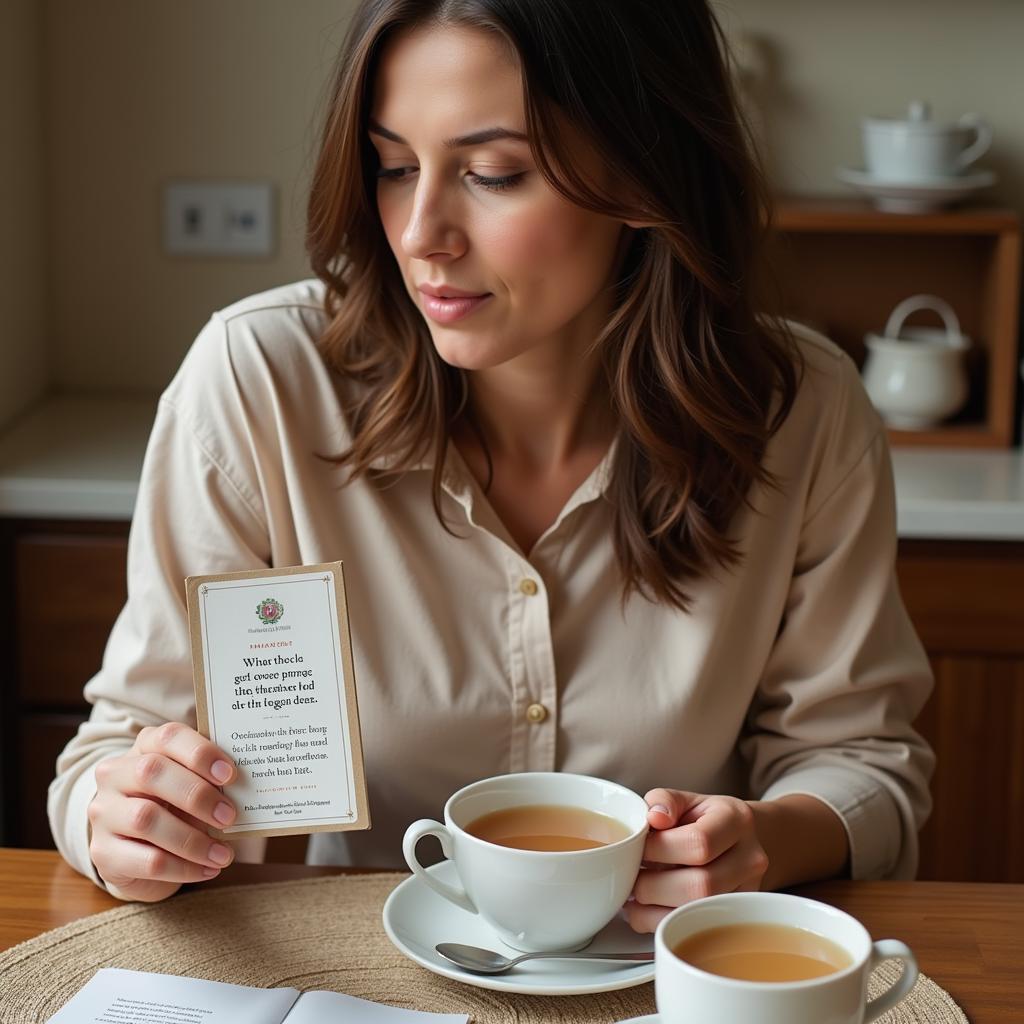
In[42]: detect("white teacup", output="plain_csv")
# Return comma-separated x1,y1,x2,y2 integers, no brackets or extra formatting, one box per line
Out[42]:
402,771,649,952
655,892,918,1024
863,100,991,181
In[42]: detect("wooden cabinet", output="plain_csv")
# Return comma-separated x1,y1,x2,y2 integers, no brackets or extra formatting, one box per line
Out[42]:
16,714,92,849
898,539,1024,883
769,201,1022,448
16,531,129,706
2,520,1023,882
0,519,129,849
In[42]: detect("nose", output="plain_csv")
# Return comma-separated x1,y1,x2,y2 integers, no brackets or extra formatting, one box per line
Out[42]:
400,176,465,262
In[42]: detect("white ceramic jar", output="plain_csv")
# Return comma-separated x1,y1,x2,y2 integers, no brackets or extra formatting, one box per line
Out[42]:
861,294,970,430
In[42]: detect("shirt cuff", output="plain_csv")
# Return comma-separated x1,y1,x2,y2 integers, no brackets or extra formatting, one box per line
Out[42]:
48,761,107,889
760,764,908,880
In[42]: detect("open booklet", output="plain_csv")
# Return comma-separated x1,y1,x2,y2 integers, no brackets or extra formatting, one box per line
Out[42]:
46,968,469,1024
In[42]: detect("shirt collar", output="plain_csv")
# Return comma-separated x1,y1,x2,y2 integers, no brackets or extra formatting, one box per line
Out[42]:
369,435,619,533
444,437,619,553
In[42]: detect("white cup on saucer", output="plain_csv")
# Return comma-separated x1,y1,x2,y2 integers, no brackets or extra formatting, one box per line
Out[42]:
863,100,991,181
654,891,918,1024
402,771,649,953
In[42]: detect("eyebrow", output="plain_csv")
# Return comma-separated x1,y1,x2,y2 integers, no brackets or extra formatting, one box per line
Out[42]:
368,119,529,149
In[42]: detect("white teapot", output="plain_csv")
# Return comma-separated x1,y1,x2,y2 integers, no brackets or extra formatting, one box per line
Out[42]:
862,294,970,429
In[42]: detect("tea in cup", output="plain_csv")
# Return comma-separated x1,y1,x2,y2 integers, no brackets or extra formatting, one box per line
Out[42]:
402,771,649,952
655,892,918,1024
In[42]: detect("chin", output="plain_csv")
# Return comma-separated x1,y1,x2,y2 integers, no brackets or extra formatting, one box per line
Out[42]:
429,332,519,371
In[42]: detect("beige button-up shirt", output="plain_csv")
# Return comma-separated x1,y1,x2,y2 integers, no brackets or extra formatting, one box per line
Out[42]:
48,279,934,887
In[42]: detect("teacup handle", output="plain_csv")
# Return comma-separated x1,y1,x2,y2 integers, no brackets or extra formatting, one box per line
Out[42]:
955,113,992,170
402,818,478,915
863,939,919,1023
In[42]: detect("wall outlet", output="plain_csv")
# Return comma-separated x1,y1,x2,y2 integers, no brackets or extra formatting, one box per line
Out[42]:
163,181,275,257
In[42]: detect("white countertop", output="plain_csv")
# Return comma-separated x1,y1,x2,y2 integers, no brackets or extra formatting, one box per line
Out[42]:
891,448,1024,540
0,396,1022,540
0,395,157,519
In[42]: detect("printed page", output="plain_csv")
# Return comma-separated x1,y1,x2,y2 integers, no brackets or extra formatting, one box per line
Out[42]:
284,990,468,1024
186,561,370,839
46,968,298,1024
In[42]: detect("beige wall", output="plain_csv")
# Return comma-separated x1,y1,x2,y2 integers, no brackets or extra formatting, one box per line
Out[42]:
39,0,1024,395
1,0,49,430
44,0,358,394
719,0,1024,206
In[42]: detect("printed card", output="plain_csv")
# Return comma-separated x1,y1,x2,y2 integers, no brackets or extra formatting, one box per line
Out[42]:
185,561,370,839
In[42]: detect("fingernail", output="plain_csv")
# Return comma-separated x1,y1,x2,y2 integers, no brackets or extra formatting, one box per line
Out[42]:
208,843,232,865
650,803,671,816
201,867,220,879
211,760,233,783
213,801,235,825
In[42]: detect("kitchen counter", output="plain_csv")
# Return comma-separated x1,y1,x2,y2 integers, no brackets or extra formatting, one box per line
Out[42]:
891,448,1024,540
0,396,1022,539
0,395,157,519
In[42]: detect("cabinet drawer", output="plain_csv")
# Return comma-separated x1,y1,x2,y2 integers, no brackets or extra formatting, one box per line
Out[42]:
12,713,88,849
915,656,1024,882
898,540,1024,656
16,533,128,706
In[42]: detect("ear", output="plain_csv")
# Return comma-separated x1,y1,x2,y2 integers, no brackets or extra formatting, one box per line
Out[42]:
623,218,652,230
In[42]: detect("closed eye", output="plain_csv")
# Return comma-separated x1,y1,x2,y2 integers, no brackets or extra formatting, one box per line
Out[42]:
467,171,524,193
376,166,525,193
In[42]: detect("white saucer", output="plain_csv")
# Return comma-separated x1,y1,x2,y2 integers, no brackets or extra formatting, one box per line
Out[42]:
616,1017,659,1024
835,166,996,212
381,860,655,995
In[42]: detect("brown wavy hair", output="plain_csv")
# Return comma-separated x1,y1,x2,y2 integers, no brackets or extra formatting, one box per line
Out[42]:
306,0,800,611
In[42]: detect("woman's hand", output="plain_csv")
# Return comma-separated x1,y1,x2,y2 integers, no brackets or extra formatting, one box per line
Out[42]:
624,788,851,932
87,723,239,903
624,788,769,933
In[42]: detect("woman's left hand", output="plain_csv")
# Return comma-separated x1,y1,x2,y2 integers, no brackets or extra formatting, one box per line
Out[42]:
624,787,770,933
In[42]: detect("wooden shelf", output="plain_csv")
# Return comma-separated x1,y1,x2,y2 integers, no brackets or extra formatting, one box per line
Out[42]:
887,423,1010,449
767,199,1022,448
774,199,1020,235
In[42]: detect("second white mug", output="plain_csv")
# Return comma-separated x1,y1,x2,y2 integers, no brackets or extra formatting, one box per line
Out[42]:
655,891,919,1024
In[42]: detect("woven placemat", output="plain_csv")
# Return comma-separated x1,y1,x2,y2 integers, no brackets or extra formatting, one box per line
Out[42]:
0,873,967,1023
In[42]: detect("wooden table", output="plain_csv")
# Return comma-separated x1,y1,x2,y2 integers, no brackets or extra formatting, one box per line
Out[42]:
2,849,1022,1020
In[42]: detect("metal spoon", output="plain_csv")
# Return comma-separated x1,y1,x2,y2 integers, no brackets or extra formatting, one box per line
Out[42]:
436,941,654,974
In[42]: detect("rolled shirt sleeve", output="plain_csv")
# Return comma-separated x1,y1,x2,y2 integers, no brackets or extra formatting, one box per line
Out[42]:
741,412,935,880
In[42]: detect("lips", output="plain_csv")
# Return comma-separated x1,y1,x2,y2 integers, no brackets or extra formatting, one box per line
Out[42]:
417,283,492,325
418,283,487,299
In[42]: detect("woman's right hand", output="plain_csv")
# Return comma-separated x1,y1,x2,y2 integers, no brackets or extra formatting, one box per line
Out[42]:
88,722,239,902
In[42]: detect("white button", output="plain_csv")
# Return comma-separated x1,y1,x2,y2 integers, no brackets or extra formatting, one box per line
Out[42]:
526,702,548,724
519,578,539,596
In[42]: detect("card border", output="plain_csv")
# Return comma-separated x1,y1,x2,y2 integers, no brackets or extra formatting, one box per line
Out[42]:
185,561,370,840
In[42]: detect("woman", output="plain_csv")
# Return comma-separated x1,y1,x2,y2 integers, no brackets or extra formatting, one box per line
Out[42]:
50,0,933,921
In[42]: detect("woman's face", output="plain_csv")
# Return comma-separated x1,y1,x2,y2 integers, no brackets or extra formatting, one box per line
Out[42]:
369,24,627,373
